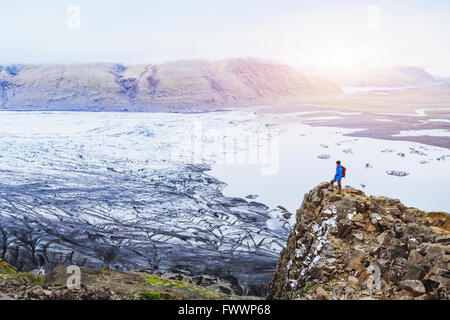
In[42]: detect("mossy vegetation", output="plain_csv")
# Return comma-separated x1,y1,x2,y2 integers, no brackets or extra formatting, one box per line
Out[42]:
302,284,310,295
186,285,224,300
144,274,238,300
109,295,120,300
0,259,245,300
1,260,242,300
138,291,166,300
145,275,190,288
0,258,43,285
22,272,44,285
0,258,17,274
428,211,449,218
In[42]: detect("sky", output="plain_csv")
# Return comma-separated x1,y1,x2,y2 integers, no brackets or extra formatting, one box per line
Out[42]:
1,0,449,76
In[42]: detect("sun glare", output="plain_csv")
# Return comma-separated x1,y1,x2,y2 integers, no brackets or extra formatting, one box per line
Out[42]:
315,50,362,68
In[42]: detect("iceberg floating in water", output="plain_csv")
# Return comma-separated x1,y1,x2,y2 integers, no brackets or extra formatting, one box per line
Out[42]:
386,170,410,177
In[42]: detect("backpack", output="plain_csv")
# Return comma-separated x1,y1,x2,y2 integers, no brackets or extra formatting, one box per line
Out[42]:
342,166,347,178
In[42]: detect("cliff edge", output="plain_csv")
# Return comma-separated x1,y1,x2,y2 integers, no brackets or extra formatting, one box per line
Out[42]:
267,182,449,300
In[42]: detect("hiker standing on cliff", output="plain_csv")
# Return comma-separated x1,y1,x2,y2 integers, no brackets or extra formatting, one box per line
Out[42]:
329,160,345,194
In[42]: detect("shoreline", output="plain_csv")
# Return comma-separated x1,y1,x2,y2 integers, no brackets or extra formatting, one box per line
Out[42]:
0,106,450,150
252,106,450,150
1,103,449,149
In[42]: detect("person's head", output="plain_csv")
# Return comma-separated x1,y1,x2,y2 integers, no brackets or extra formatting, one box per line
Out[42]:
336,160,341,166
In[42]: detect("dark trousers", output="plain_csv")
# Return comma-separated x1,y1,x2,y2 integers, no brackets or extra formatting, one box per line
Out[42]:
330,178,342,192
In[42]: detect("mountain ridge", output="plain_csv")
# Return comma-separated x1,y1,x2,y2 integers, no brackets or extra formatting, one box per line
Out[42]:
0,59,342,111
299,65,436,87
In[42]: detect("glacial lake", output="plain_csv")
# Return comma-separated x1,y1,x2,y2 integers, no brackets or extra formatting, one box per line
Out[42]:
210,121,450,215
1,110,449,217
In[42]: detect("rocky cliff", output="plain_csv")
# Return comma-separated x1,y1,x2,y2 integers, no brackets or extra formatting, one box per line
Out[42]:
267,183,449,300
0,59,341,111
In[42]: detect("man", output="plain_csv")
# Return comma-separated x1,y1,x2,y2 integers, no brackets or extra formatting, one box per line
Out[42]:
329,160,344,194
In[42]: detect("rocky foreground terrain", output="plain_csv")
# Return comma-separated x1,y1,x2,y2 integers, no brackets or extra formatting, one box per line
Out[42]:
0,259,252,300
1,182,449,300
0,59,341,111
267,182,449,300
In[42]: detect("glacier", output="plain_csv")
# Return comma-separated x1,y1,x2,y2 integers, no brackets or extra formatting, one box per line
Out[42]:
0,111,290,296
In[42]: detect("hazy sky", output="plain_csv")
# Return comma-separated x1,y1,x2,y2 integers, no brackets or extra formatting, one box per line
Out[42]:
1,0,449,75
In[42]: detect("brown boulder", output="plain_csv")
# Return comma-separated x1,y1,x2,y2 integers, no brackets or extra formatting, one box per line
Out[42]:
337,219,354,239
345,247,366,272
399,280,426,296
405,250,426,280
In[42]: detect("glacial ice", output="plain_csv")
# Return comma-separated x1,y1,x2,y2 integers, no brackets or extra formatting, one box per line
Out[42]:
0,111,290,295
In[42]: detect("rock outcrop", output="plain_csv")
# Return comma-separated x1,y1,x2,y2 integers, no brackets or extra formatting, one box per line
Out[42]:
267,183,450,300
0,59,342,111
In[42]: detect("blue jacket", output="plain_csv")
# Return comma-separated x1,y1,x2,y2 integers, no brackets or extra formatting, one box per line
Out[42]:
335,165,343,182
